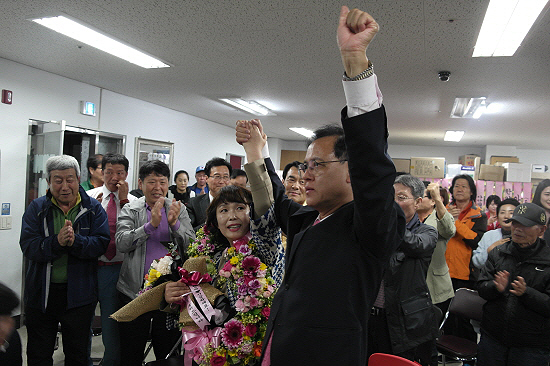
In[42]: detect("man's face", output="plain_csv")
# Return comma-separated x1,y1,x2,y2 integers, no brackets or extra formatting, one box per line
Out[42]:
452,178,471,203
498,204,516,230
49,169,80,207
511,221,546,248
417,189,434,213
394,183,421,223
302,136,350,213
89,164,104,184
195,171,207,188
230,176,248,189
207,166,230,197
283,167,306,205
140,173,169,207
103,163,128,192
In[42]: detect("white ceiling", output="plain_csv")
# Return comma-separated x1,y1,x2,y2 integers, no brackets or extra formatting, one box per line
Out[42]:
1,0,549,149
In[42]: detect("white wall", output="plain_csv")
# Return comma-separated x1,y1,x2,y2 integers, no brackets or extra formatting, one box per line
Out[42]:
0,58,250,308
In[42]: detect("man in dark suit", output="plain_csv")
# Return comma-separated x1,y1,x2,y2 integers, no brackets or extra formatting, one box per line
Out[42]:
236,6,405,365
186,157,232,231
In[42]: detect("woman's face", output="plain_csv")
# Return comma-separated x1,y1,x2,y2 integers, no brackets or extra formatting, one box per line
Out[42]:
540,186,550,211
175,173,189,193
216,201,250,242
488,201,498,215
498,204,516,230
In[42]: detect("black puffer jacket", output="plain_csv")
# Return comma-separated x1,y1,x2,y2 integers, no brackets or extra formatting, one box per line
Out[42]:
384,214,439,353
478,238,550,347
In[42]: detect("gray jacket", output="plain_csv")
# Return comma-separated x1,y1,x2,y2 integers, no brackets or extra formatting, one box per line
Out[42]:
424,209,456,304
115,196,195,299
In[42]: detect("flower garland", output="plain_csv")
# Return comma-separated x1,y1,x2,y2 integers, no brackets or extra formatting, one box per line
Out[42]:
140,242,180,294
186,226,276,366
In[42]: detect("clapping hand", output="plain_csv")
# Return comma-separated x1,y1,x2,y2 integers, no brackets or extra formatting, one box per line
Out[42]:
167,199,181,226
57,220,74,247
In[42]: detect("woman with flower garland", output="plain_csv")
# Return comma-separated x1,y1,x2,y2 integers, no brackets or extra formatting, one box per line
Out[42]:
165,184,284,365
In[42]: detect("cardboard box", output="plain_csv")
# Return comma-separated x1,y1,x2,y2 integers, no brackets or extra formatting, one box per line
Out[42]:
502,163,532,182
447,164,477,180
459,155,480,166
410,157,445,179
479,164,505,181
490,156,520,165
392,158,411,174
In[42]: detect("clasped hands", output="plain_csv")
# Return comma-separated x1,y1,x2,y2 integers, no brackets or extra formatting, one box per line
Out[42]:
58,220,74,247
150,198,181,228
493,270,527,296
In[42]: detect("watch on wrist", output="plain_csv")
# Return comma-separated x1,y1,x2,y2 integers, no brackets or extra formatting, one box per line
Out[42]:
343,61,373,81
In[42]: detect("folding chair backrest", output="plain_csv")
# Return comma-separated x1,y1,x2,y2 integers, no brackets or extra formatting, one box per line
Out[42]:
369,353,421,366
448,288,486,322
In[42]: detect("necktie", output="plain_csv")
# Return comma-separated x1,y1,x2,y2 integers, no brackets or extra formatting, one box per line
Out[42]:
105,193,117,260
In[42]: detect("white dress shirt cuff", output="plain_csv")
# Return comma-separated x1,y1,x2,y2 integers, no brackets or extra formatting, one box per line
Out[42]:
343,73,383,118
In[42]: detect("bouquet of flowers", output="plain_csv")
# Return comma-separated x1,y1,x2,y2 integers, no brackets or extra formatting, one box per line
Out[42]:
186,228,277,366
140,242,181,294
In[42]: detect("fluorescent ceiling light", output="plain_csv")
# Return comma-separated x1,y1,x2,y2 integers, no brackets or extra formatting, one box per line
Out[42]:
444,131,465,142
473,0,549,57
451,97,487,118
30,15,170,68
219,98,276,116
289,127,314,138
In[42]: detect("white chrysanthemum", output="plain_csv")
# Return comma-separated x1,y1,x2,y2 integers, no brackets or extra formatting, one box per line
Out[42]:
155,256,173,275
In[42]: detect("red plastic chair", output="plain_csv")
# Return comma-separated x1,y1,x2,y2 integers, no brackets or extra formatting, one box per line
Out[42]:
368,353,422,366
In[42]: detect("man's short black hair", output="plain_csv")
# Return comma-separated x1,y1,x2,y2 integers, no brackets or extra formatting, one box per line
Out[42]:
308,124,348,160
204,157,232,177
101,153,129,172
497,198,520,214
283,161,301,180
231,168,247,181
86,154,103,171
139,160,170,181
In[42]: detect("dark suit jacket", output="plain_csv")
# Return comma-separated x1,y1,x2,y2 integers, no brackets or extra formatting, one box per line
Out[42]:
262,106,406,365
186,193,210,231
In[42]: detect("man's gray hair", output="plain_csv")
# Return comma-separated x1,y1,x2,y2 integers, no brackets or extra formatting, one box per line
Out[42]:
46,155,80,180
394,174,425,199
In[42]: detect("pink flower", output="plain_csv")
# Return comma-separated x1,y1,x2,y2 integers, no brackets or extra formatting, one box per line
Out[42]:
235,299,246,312
222,260,233,272
249,297,259,308
248,279,261,290
261,306,271,318
210,355,226,366
239,244,252,256
219,269,230,278
245,324,257,337
201,238,208,245
263,290,272,298
241,341,254,354
221,319,244,349
257,269,267,278
242,256,260,273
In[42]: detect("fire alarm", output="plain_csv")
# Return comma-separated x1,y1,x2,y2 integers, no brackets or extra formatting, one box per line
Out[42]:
2,90,13,105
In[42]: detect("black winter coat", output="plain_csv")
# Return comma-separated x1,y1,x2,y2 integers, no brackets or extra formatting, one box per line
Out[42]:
478,238,550,347
383,214,439,353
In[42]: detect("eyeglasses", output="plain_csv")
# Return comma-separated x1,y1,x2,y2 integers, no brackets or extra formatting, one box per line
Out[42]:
298,160,348,174
210,174,230,182
395,195,414,202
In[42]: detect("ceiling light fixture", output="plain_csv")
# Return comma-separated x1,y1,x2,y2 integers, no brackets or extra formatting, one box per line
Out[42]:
473,0,549,57
289,127,314,138
219,98,275,116
29,15,170,68
444,131,465,142
451,97,487,119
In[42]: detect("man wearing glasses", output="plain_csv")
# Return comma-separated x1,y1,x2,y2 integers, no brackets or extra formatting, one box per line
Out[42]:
86,153,137,366
235,6,405,365
187,157,232,231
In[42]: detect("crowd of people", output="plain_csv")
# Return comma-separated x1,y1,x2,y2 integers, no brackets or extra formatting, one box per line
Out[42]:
9,6,550,366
